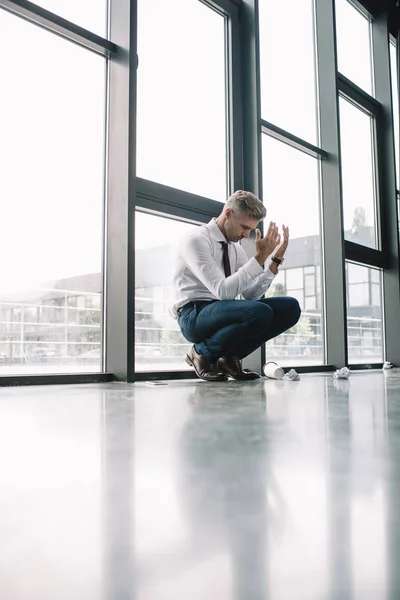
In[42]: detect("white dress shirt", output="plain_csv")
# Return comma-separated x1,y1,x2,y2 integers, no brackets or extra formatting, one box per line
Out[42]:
172,218,276,317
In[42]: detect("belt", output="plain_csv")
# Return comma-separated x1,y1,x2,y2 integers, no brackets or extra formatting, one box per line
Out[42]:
177,301,195,316
177,300,216,316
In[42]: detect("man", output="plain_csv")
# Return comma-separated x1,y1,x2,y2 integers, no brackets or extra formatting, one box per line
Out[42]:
172,190,301,381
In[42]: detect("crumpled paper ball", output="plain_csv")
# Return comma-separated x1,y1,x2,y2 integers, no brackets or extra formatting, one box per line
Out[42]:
284,368,300,381
382,361,393,370
333,367,350,379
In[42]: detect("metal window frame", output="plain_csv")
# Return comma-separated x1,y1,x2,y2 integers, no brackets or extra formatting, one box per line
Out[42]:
337,74,385,262
104,0,137,382
335,0,400,365
372,5,400,365
134,0,241,211
132,0,244,379
2,0,400,386
255,0,330,368
0,0,117,57
314,0,348,367
261,120,329,160
0,373,114,388
0,0,115,386
136,179,225,224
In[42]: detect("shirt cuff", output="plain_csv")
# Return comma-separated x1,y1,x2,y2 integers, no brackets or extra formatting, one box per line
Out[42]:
244,257,264,278
264,266,276,278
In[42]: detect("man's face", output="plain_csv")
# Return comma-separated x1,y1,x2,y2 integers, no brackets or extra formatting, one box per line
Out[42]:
224,209,259,243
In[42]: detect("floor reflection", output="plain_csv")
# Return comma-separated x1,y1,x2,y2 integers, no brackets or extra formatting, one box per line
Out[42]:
1,371,400,600
130,373,395,600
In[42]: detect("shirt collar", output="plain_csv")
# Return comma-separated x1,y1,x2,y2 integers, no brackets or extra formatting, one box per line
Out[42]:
207,218,228,243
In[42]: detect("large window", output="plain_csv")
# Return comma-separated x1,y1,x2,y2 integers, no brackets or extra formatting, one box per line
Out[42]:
390,40,399,191
334,1,390,367
30,0,108,36
346,263,383,364
258,0,318,144
262,137,324,365
335,0,373,95
339,97,378,249
0,10,106,374
136,0,228,201
135,212,197,372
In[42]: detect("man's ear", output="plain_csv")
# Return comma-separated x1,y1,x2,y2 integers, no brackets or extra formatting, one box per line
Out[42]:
225,208,233,219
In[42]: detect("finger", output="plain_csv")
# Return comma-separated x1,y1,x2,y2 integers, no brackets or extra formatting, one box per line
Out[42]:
270,222,277,238
266,221,274,236
255,228,261,241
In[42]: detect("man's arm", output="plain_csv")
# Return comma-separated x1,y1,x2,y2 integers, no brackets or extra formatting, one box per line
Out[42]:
237,225,289,300
235,244,276,300
179,233,265,300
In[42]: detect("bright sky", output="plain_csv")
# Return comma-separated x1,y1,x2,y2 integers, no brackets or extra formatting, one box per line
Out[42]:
0,8,105,295
259,0,317,145
32,0,107,37
0,0,396,294
336,0,373,95
136,0,227,202
339,97,376,244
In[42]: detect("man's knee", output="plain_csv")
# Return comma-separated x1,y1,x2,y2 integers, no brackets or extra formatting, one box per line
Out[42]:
285,297,301,326
245,302,274,329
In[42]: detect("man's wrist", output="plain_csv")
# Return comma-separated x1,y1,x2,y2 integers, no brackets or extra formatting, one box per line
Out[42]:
268,260,279,275
271,255,284,265
255,253,268,267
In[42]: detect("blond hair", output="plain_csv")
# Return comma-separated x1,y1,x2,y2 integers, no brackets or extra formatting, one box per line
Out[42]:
225,190,266,221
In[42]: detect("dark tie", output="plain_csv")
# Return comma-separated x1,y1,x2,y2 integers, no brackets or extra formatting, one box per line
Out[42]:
220,242,231,277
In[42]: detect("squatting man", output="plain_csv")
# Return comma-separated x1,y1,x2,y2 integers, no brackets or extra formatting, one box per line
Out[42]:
172,190,301,381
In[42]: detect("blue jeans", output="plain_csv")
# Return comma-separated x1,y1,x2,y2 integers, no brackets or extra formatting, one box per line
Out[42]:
178,297,301,360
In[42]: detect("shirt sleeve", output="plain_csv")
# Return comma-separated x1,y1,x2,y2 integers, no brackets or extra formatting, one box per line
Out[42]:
235,243,276,300
179,232,264,300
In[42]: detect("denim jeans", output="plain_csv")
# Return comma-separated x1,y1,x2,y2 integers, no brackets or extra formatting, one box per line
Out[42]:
178,297,301,360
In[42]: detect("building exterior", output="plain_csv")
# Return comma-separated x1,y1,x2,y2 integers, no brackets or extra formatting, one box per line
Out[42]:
0,227,382,369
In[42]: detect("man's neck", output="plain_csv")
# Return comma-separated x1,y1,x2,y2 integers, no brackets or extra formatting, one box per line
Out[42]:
214,216,228,241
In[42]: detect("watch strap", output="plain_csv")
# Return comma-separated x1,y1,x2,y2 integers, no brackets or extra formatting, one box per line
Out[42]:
271,255,284,265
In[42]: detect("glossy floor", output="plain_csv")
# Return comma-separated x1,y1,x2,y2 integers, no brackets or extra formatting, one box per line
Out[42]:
1,371,400,599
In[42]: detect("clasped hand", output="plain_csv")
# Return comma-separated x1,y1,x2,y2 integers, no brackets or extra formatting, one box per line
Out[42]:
255,222,289,265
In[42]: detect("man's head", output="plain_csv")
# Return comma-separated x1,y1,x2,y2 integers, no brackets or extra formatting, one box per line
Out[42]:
217,190,266,243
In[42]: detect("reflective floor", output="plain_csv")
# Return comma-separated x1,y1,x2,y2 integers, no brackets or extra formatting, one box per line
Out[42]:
0,371,400,599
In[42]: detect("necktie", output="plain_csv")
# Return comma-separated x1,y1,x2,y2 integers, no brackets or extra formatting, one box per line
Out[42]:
220,242,231,277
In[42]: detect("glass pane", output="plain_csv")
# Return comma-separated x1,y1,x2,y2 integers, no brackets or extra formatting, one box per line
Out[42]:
259,0,318,143
305,296,316,310
339,97,377,249
262,135,324,365
305,274,315,296
390,41,399,189
137,0,227,201
286,268,304,290
346,264,383,364
0,12,106,374
335,0,373,95
135,212,197,372
348,283,369,306
32,0,107,37
347,262,369,284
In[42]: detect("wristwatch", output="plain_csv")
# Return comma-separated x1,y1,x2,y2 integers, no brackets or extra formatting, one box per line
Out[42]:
271,255,284,265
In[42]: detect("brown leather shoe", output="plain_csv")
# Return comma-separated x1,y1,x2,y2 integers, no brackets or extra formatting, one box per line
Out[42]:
217,355,261,380
186,346,228,382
